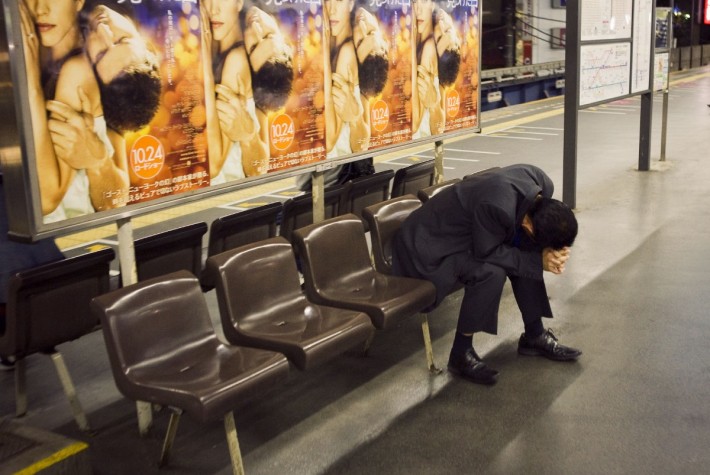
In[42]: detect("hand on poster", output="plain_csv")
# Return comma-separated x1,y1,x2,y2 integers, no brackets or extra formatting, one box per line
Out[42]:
216,83,256,142
46,88,109,170
417,64,438,107
331,71,362,124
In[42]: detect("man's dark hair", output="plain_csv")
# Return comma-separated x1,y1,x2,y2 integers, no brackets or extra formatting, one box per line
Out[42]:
96,62,162,132
252,61,294,111
358,53,388,97
437,48,461,87
528,197,578,249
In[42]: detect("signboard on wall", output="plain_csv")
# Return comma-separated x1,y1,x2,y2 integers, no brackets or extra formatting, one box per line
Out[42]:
0,0,482,240
653,51,669,91
576,0,654,107
579,42,631,106
580,0,633,41
631,0,653,93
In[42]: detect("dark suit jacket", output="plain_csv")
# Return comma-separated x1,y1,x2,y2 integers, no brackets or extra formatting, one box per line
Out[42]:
392,164,553,305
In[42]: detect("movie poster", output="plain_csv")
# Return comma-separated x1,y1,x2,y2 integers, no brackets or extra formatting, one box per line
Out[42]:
358,0,413,150
243,0,326,173
411,0,478,139
19,0,207,224
438,0,480,132
321,0,394,160
123,1,209,204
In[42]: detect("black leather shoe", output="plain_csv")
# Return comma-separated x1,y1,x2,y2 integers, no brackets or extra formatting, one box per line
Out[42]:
448,348,498,385
518,329,582,361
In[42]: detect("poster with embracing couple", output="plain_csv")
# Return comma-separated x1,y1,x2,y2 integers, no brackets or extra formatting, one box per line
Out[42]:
20,0,209,222
205,0,326,178
412,0,479,138
3,0,481,238
324,0,412,158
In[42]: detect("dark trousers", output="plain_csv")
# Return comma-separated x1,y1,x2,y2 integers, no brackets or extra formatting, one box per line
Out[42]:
456,259,552,334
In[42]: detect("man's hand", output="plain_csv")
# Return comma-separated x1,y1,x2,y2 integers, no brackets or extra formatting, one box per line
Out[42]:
331,72,362,123
46,88,109,170
417,65,438,108
216,83,255,141
543,247,571,274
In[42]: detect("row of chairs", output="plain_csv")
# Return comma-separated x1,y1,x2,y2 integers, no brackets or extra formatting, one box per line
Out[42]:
134,160,444,288
0,159,447,430
0,200,434,473
0,164,496,472
133,162,475,292
92,209,437,472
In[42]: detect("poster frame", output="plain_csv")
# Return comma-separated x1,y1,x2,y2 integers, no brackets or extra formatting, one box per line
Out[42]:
0,0,481,242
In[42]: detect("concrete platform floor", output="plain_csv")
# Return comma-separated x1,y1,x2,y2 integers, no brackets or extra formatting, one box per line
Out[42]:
2,67,710,474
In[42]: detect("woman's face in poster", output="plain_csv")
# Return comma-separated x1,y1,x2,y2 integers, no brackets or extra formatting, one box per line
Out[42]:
325,0,353,39
413,0,434,35
83,5,152,83
26,0,84,49
353,8,387,62
205,0,243,42
243,6,292,72
435,9,461,53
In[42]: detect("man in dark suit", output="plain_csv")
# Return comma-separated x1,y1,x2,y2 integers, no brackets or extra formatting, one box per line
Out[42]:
392,164,581,385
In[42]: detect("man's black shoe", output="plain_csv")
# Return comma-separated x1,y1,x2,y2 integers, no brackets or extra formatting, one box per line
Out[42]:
518,329,582,361
448,348,498,385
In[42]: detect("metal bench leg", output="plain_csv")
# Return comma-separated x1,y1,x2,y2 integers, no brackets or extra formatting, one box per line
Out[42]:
159,408,182,468
137,401,153,436
50,352,90,432
224,412,246,475
420,313,441,374
15,357,27,417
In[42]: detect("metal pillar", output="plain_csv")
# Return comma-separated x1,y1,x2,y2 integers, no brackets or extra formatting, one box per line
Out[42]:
117,217,153,436
638,92,653,171
562,0,580,209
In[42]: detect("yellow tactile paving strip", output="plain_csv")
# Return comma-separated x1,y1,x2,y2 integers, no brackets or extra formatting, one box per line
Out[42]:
12,442,89,475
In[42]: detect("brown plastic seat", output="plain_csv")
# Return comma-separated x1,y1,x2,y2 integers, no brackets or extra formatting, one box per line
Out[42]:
0,248,115,431
417,178,461,202
339,169,395,230
279,185,344,243
202,203,282,289
132,222,207,282
362,197,443,371
362,195,422,275
390,160,435,198
90,271,289,472
293,214,438,371
206,237,374,370
207,202,282,256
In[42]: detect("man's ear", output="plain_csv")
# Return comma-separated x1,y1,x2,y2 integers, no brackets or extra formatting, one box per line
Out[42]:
521,214,534,237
